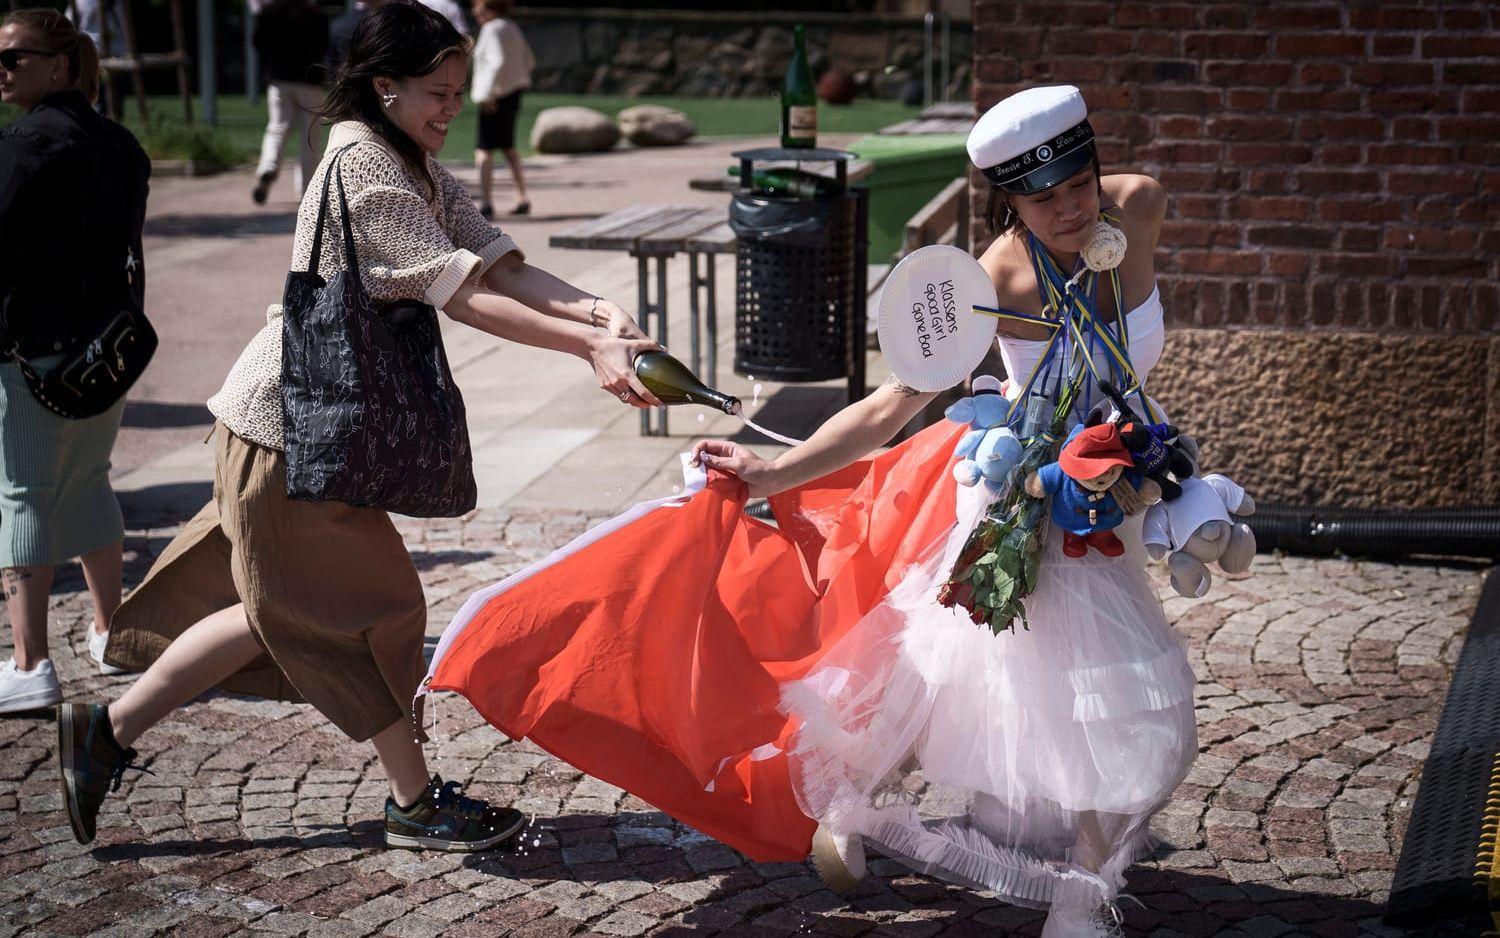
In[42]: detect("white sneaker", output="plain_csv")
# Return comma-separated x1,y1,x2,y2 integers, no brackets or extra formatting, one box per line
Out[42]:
0,658,62,714
810,823,866,893
88,629,126,676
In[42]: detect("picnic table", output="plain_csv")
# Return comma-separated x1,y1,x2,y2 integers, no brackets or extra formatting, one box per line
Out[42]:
876,101,977,136
549,204,735,436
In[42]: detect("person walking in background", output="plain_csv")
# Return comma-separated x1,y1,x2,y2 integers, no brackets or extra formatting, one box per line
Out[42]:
470,0,532,217
325,0,385,79
0,9,151,711
56,1,661,854
417,0,467,37
250,0,328,204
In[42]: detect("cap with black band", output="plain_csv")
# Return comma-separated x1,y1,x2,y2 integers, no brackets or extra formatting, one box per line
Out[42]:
967,85,1098,195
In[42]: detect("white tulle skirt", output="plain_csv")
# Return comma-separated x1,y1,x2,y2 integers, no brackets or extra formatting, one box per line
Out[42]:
781,483,1198,911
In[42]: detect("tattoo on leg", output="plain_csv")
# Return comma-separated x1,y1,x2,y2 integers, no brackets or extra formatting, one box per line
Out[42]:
3,568,34,597
885,375,921,398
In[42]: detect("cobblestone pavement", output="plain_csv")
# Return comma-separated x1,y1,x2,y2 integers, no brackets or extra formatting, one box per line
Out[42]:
1,509,1489,937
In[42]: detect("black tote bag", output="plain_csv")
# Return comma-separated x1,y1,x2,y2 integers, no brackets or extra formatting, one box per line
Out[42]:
280,147,477,518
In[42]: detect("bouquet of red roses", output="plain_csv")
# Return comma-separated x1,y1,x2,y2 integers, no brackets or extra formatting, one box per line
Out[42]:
937,383,1078,635
937,445,1049,634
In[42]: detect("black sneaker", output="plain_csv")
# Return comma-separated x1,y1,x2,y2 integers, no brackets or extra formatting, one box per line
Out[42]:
251,170,277,205
57,703,150,844
385,775,524,852
509,200,531,216
478,202,494,219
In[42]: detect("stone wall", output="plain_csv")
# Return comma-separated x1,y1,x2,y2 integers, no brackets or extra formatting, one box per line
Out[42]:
512,8,972,100
970,1,1500,508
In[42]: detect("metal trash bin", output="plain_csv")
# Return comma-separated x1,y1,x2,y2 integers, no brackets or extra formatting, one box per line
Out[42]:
728,147,868,401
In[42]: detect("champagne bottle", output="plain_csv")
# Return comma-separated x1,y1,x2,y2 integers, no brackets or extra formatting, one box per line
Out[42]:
751,168,836,199
780,25,817,149
634,350,741,415
727,166,836,198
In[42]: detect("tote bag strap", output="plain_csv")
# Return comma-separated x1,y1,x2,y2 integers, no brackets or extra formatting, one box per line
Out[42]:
331,154,365,295
304,143,358,280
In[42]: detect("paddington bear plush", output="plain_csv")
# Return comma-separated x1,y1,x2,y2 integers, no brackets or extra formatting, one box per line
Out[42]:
1024,422,1160,558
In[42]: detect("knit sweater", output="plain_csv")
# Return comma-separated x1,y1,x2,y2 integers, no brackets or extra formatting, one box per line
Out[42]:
207,121,522,450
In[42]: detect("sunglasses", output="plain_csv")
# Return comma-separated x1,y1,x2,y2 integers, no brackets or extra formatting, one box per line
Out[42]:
0,48,61,70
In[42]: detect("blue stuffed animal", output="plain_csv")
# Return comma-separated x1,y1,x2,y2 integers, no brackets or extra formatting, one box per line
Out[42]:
947,376,1024,494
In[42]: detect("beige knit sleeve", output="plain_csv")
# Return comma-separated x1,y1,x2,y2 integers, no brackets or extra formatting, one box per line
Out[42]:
337,144,487,310
435,161,525,275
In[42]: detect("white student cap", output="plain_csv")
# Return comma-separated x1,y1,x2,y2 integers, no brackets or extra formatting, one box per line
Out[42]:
967,85,1097,195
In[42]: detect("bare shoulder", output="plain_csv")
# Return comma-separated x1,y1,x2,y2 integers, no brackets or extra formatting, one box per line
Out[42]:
1103,174,1168,223
977,231,1036,311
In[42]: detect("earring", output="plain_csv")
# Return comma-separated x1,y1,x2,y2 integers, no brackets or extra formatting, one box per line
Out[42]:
381,91,397,108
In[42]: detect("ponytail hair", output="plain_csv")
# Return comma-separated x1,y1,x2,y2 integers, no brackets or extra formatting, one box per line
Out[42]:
2,8,101,104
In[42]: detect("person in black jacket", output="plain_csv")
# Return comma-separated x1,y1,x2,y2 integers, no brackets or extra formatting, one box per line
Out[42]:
250,0,329,204
0,8,150,712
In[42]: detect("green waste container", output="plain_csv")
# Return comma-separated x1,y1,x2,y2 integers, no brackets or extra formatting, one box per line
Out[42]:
848,133,970,263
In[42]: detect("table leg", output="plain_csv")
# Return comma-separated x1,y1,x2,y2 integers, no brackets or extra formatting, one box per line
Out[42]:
655,255,670,436
705,255,719,392
849,187,870,405
687,253,702,379
636,254,652,437
634,252,672,436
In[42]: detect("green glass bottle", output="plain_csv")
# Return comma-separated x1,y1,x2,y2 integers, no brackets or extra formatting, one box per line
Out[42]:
780,25,817,149
634,351,741,414
751,168,836,199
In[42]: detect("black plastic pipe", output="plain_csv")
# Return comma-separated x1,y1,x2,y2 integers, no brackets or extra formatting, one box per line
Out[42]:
1236,504,1500,560
746,500,1500,560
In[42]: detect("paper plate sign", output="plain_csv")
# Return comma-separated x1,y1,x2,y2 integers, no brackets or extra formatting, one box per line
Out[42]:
876,244,999,392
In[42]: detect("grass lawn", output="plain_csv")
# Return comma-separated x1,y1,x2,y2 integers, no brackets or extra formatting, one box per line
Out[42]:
4,93,920,165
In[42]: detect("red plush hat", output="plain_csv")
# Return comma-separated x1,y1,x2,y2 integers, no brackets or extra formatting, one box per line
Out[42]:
1059,423,1133,479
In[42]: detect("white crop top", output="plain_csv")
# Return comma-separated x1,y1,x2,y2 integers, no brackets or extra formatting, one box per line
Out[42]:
997,284,1166,398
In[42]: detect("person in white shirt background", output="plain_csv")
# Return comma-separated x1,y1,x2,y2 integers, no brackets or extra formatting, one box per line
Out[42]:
469,0,533,217
417,0,468,40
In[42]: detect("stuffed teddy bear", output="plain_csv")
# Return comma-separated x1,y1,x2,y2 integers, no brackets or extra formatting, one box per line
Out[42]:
1023,422,1159,558
1142,473,1257,598
949,376,1024,494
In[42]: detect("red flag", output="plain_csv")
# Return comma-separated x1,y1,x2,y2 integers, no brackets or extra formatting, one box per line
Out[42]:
423,420,965,860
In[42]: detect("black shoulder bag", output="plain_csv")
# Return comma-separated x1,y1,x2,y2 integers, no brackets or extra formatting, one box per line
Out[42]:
2,306,157,419
280,147,477,518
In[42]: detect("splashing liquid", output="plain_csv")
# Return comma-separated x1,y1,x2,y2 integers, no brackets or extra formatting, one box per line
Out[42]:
729,402,805,446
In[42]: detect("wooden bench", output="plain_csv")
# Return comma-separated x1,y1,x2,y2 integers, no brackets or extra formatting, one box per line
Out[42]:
901,176,970,257
550,204,736,436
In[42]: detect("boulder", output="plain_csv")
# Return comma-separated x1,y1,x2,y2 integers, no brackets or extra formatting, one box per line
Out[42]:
530,106,620,154
617,105,696,147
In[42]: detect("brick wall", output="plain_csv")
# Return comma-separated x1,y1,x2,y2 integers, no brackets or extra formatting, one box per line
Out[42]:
969,1,1500,508
971,0,1499,335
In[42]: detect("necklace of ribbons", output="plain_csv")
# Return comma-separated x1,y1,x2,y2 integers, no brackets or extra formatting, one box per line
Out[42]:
971,211,1162,435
